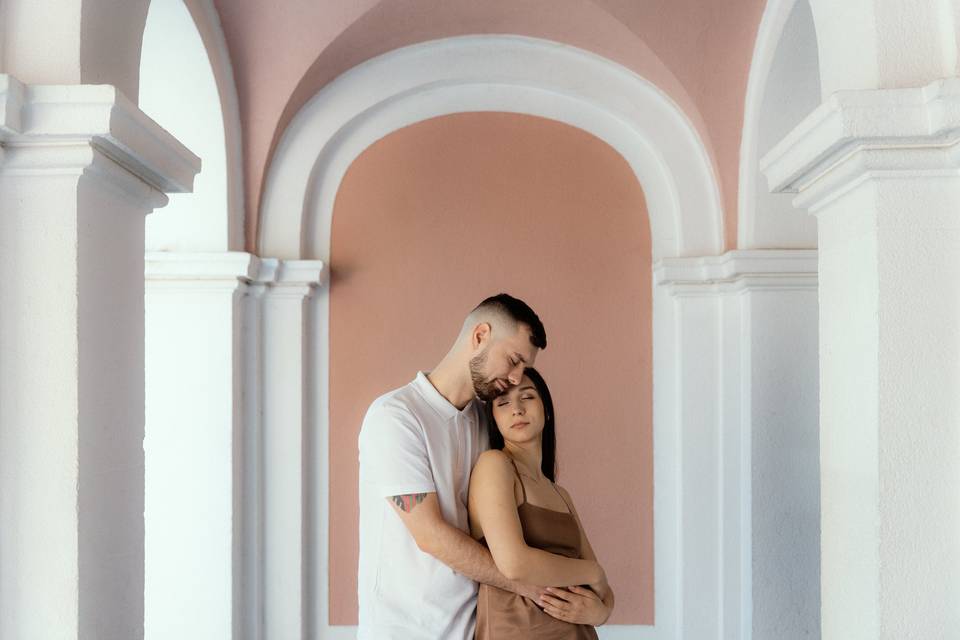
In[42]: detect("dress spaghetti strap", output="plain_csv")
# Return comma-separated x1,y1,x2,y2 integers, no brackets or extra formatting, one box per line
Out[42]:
506,456,528,505
550,482,574,516
476,456,597,639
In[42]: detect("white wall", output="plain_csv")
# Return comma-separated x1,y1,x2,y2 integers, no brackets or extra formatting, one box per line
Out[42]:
754,0,820,249
745,287,820,638
140,0,229,252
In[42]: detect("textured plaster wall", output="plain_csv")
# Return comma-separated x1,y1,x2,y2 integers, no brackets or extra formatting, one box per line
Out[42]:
0,0,149,100
327,112,654,625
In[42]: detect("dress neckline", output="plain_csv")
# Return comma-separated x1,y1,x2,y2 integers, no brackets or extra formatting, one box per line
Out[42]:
518,501,575,517
506,455,573,515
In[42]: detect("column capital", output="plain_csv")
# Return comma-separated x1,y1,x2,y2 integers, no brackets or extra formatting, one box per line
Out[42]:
144,253,328,299
654,249,818,296
145,251,259,293
761,77,960,212
0,74,199,202
254,258,327,299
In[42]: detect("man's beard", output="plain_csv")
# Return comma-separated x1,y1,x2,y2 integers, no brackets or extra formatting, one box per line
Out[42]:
469,347,502,401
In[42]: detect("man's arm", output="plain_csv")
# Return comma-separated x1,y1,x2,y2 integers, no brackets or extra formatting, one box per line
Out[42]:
388,492,543,600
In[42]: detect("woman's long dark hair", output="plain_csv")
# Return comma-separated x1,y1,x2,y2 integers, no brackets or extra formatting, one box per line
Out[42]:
484,366,557,482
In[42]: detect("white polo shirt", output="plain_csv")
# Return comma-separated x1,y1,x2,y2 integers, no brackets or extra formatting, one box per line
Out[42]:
357,372,488,640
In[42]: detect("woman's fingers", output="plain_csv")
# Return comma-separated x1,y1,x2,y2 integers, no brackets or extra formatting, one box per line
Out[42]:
540,593,569,609
568,585,601,600
544,587,574,602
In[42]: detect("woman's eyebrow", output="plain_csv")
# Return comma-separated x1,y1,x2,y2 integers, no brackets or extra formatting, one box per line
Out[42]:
517,385,536,392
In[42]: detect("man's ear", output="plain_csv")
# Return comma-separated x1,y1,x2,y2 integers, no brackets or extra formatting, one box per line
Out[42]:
471,322,492,351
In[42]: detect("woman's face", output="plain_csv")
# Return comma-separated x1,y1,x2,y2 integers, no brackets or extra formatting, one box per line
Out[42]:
491,374,545,445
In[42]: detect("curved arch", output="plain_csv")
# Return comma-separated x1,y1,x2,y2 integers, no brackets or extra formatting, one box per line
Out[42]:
140,0,244,250
248,0,721,256
259,35,723,262
180,0,245,247
738,0,820,249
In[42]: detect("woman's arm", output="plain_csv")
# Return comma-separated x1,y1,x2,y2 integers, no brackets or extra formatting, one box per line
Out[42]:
468,450,605,587
553,485,615,619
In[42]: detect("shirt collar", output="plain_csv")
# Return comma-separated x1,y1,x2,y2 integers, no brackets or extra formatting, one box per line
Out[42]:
413,371,477,420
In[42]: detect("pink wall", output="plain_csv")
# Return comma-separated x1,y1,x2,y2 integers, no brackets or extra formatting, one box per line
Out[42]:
212,0,766,253
328,112,654,625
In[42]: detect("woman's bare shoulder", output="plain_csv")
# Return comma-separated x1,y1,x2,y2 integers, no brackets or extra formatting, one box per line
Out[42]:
473,449,513,476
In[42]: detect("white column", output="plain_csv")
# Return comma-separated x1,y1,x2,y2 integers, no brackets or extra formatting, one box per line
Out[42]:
655,250,820,640
763,79,960,639
144,252,259,640
0,75,198,639
260,261,325,640
143,255,324,640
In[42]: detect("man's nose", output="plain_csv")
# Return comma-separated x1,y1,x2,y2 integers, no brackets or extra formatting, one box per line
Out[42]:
507,364,523,384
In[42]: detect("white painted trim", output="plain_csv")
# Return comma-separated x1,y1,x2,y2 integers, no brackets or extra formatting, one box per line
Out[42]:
0,74,199,194
259,35,723,262
144,254,326,290
655,250,819,294
145,251,258,282
761,77,960,210
274,260,328,288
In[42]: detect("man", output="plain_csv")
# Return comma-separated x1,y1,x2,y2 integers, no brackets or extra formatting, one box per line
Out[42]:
357,293,547,639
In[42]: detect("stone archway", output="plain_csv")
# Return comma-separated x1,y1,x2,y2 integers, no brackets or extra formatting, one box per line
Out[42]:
257,34,727,639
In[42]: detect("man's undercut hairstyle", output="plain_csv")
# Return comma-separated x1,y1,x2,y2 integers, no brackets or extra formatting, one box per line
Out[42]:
470,293,547,349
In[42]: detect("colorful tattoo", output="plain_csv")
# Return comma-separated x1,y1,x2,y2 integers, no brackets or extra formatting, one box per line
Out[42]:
389,493,427,512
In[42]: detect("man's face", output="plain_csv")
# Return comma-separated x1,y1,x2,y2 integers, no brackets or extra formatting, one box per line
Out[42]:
469,323,539,401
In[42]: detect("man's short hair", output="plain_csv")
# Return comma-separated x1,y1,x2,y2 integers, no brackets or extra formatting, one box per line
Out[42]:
471,293,547,349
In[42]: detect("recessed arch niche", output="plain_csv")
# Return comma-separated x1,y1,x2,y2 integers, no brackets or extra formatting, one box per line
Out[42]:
327,110,654,625
258,35,727,637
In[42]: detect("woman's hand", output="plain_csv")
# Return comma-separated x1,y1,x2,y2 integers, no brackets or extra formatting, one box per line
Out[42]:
539,585,611,626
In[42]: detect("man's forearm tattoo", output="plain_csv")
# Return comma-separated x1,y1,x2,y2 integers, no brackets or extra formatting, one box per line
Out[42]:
390,493,427,512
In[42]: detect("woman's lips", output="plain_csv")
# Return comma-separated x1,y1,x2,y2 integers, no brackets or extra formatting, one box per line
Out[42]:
511,421,529,429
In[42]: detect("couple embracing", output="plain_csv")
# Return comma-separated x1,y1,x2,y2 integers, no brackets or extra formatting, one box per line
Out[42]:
358,294,615,639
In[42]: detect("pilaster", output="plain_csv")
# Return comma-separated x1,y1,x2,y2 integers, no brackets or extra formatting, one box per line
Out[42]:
0,74,198,639
655,249,820,640
259,260,326,640
763,78,960,639
144,252,258,640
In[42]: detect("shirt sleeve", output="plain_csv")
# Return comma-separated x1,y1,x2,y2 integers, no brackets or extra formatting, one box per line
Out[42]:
359,401,436,498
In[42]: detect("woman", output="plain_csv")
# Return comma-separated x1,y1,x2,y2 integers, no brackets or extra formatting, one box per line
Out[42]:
468,367,614,639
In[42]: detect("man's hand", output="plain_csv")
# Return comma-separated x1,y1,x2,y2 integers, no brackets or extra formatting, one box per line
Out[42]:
540,585,610,626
